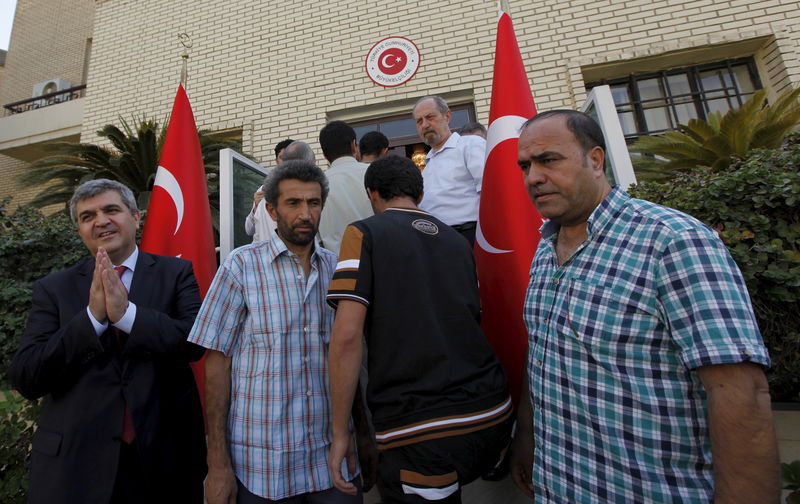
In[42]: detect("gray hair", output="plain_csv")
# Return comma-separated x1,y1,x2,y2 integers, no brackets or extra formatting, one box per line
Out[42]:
413,95,450,115
69,179,138,223
263,160,329,207
280,141,316,163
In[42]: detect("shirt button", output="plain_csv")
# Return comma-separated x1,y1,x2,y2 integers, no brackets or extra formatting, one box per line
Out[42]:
303,326,308,333
744,349,754,357
304,355,309,362
543,318,549,324
536,359,543,367
306,390,312,397
552,278,559,285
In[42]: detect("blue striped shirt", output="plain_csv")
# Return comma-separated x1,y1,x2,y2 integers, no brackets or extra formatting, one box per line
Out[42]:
524,187,769,503
188,234,356,499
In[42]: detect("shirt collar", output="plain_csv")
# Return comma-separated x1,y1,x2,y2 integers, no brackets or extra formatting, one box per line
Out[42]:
540,186,628,241
265,230,322,264
329,156,359,170
425,131,460,162
116,246,138,272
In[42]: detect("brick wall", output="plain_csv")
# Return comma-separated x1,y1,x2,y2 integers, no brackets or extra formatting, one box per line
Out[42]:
0,154,39,206
0,0,94,107
81,0,800,166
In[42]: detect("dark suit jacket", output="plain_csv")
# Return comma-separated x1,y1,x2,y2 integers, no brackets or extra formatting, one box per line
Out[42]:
10,251,207,504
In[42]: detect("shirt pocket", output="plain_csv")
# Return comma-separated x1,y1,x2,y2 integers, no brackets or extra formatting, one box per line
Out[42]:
557,277,661,349
234,322,288,377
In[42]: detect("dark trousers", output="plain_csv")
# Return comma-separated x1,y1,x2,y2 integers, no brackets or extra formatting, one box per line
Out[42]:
110,442,146,504
451,221,476,248
376,416,513,504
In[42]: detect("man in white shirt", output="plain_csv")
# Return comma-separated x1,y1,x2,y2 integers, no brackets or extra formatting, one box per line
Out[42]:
244,138,293,242
318,120,373,254
413,96,486,246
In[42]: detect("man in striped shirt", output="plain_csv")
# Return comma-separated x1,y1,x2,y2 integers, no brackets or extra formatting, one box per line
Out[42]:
510,110,779,502
327,156,512,503
190,161,361,504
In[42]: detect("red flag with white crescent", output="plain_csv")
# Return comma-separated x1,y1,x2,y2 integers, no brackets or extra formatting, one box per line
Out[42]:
475,11,543,405
140,84,216,411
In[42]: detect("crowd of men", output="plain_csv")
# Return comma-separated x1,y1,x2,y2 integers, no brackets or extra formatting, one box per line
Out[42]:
10,95,780,504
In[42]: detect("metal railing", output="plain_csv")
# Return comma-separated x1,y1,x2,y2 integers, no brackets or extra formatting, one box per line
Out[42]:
2,84,87,116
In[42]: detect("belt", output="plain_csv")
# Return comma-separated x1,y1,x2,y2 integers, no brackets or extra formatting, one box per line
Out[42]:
451,221,477,232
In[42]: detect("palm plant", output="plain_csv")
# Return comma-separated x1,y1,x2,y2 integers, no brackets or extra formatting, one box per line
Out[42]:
18,117,243,225
629,86,800,181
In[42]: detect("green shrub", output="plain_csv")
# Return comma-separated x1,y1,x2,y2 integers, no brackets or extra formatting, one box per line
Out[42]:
0,200,88,387
0,390,39,504
630,135,800,401
0,200,87,502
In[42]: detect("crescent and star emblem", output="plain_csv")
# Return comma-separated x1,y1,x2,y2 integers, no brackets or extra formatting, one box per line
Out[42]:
381,54,398,68
152,165,185,235
476,114,529,255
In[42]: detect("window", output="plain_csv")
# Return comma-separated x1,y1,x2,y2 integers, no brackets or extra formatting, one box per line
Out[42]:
586,58,761,142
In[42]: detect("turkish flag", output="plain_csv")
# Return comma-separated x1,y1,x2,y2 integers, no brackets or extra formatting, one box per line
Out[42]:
475,11,543,405
140,84,216,411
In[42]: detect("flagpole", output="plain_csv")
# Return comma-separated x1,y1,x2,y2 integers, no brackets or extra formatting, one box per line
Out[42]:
178,33,193,89
500,0,510,14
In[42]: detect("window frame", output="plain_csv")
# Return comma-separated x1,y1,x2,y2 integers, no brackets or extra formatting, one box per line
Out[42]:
586,57,762,142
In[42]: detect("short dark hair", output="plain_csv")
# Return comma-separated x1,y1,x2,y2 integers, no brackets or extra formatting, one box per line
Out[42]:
358,131,389,157
364,155,423,201
274,138,294,158
70,179,138,223
319,121,356,162
520,110,606,154
460,121,486,136
263,160,329,207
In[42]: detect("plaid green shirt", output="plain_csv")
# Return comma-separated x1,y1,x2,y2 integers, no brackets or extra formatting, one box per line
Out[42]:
523,187,769,503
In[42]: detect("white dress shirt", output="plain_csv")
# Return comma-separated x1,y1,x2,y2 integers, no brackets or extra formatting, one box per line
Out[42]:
318,156,373,255
419,132,486,226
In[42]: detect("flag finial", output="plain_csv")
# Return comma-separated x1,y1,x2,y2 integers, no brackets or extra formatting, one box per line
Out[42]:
178,33,193,87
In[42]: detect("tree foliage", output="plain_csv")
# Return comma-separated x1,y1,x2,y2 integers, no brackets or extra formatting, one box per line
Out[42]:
630,87,800,181
18,117,243,233
0,201,86,503
630,134,800,401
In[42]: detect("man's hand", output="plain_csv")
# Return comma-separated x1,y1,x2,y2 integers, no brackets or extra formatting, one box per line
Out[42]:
509,428,534,498
328,431,358,495
88,251,107,321
253,189,264,206
204,465,237,504
97,249,129,323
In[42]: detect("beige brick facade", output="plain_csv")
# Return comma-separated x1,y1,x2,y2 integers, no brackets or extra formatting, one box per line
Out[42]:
79,0,800,167
0,0,94,208
3,0,800,201
0,0,94,106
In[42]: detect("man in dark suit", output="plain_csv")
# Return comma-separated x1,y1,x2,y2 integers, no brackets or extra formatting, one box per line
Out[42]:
10,179,207,504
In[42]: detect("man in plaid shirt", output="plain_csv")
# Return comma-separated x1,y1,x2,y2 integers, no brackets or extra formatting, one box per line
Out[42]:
510,110,779,503
190,161,361,504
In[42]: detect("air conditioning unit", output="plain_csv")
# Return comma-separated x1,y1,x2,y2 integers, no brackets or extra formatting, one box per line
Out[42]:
32,78,71,98
31,78,72,108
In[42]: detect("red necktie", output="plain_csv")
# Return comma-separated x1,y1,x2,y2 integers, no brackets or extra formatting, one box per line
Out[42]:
114,265,135,444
